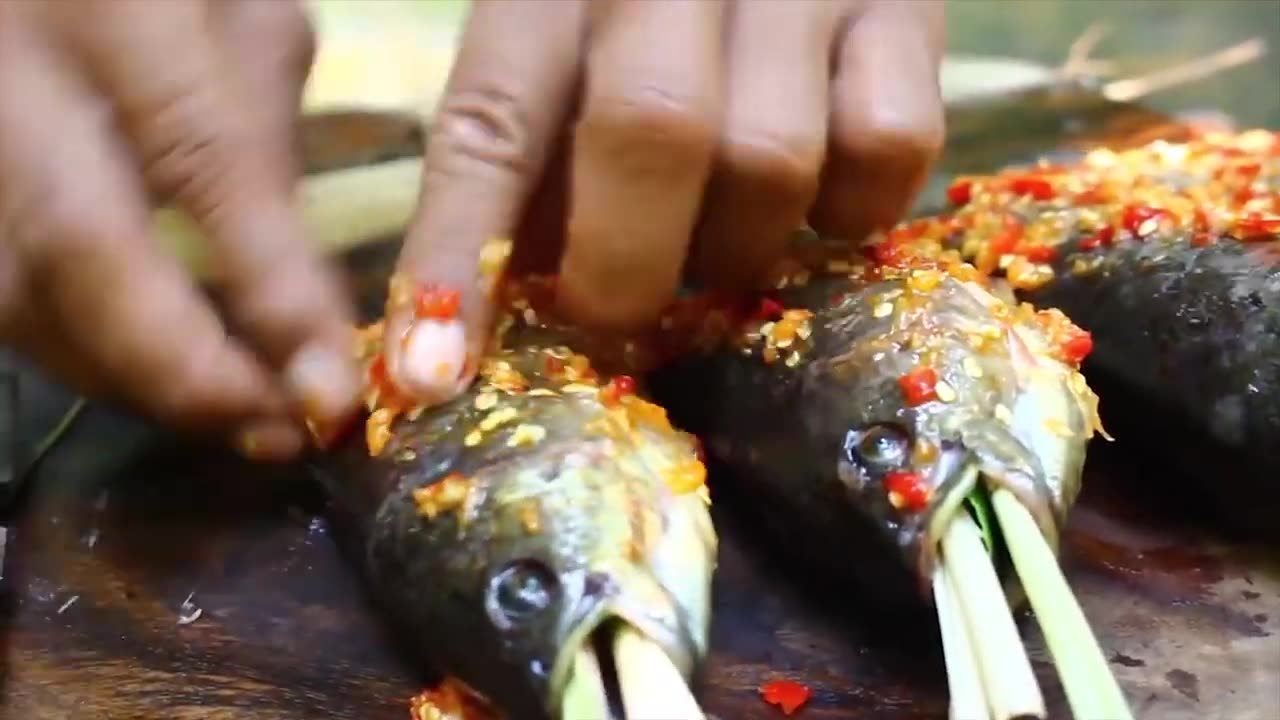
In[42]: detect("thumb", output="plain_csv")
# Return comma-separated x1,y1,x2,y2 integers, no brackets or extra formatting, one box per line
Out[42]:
72,0,361,425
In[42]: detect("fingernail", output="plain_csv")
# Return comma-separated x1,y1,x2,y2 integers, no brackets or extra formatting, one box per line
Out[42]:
304,411,360,450
235,420,305,462
390,317,472,405
285,341,361,423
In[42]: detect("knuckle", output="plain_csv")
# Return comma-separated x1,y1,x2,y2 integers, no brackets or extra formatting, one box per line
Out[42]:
427,87,535,177
148,349,234,424
138,93,250,221
233,265,345,354
719,129,823,202
837,104,945,169
8,193,105,281
586,84,719,166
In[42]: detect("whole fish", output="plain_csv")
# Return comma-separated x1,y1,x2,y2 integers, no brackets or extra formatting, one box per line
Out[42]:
926,129,1280,541
652,245,1100,613
311,241,716,720
648,241,1127,719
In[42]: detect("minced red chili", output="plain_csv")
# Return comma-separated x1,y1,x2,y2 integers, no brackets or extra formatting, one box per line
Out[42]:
884,470,931,512
898,367,938,406
760,680,811,716
1121,205,1167,237
1017,243,1058,263
1078,226,1115,251
414,285,462,321
1236,212,1280,240
1059,327,1094,365
1008,175,1055,201
755,297,785,321
946,179,974,206
598,375,637,406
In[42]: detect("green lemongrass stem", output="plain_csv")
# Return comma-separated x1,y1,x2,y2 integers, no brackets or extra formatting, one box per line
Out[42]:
941,510,1046,720
933,567,993,720
991,489,1133,720
24,398,87,482
561,645,611,720
613,625,706,720
156,157,425,283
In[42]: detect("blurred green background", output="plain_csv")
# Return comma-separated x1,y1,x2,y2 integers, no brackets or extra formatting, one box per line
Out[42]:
303,0,1280,128
946,0,1280,128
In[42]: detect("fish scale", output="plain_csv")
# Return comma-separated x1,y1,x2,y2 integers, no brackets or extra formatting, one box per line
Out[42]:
651,264,1097,613
316,323,715,720
932,130,1280,541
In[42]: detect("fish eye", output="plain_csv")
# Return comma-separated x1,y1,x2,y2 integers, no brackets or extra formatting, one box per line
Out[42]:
844,423,912,471
485,558,560,630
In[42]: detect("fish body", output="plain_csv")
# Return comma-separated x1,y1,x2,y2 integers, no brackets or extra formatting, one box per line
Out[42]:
927,129,1280,540
650,248,1099,613
313,247,715,720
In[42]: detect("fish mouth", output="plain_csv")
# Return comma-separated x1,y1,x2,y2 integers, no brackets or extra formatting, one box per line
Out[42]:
919,441,1056,601
555,618,704,720
543,553,707,720
915,441,1124,720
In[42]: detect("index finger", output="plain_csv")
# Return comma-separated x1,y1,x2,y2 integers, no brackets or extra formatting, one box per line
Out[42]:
384,0,586,404
66,0,360,424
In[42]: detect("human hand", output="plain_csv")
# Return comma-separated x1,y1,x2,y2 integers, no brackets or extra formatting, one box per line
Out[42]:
0,0,361,460
385,0,945,405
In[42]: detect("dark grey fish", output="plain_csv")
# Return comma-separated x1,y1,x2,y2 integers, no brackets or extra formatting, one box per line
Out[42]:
650,250,1099,613
312,243,715,720
935,129,1280,541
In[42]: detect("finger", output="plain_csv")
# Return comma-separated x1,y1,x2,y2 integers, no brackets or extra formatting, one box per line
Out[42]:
508,134,574,277
232,416,307,463
559,0,725,329
810,0,946,245
691,0,840,290
387,0,587,404
0,37,289,432
217,0,317,177
71,0,359,424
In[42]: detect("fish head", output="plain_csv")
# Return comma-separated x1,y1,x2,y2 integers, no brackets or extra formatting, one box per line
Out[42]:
818,271,1099,590
356,346,716,719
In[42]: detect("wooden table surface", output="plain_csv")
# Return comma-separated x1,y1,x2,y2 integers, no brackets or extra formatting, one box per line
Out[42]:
1,239,1277,720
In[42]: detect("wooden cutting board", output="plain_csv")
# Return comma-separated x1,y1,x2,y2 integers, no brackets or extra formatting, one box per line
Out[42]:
0,238,1276,720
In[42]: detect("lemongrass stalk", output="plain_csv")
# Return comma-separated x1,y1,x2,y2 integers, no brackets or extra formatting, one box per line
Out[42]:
613,624,705,720
934,567,994,720
25,398,87,482
941,511,1046,720
561,646,611,720
991,489,1133,720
